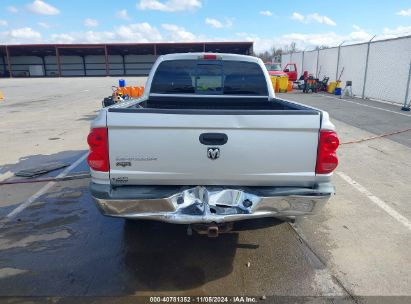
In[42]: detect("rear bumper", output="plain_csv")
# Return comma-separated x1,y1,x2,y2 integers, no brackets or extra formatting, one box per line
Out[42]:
90,183,334,224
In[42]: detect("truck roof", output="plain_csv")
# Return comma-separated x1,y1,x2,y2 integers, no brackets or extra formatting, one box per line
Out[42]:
159,52,261,63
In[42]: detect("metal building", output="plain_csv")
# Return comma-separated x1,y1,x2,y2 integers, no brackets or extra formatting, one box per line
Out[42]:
0,42,253,78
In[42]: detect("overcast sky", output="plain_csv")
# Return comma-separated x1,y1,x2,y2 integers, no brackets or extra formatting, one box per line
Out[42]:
0,0,411,52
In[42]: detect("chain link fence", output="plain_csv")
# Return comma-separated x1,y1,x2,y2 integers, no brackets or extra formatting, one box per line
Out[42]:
281,35,411,109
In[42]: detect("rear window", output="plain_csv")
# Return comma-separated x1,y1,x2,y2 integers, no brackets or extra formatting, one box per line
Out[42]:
150,60,268,96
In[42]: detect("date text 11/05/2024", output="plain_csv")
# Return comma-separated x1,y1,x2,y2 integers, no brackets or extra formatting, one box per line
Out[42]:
149,296,259,303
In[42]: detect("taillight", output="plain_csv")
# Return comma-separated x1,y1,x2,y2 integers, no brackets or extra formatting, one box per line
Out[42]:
316,130,339,174
200,54,221,60
203,54,217,60
87,127,109,172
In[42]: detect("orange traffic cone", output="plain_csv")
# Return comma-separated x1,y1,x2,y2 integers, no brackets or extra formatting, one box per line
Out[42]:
0,90,4,100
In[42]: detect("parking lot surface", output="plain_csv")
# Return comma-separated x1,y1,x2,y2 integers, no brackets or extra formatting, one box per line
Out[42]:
0,78,410,302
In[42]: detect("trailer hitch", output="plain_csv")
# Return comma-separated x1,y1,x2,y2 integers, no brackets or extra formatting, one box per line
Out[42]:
191,222,233,237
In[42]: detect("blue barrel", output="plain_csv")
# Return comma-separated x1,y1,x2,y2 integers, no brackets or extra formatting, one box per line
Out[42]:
334,87,342,95
119,79,126,87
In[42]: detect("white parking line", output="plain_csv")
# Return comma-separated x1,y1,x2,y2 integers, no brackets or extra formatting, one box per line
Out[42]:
318,94,411,118
337,171,411,231
1,153,88,224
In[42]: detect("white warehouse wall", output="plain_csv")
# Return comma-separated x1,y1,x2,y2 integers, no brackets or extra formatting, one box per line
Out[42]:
339,44,368,97
108,55,124,76
60,56,84,76
290,52,303,78
303,51,318,77
365,38,411,103
44,56,58,76
124,55,156,75
10,56,43,77
317,47,338,80
281,54,291,66
84,55,105,76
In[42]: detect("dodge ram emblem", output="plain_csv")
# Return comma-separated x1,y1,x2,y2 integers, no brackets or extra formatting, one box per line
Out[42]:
207,148,220,160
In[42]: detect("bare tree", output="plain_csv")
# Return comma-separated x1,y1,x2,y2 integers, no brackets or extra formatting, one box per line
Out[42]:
314,45,328,50
290,42,297,52
254,42,296,63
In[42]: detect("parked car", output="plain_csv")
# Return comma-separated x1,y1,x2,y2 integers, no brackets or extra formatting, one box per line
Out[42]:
88,53,339,236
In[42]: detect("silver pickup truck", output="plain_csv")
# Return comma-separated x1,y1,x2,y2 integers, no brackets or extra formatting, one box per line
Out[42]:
87,53,339,235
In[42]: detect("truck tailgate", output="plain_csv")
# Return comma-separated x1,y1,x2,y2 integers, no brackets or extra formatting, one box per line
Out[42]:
107,111,321,187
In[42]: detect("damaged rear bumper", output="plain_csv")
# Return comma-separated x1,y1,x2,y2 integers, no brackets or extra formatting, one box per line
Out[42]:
90,183,334,224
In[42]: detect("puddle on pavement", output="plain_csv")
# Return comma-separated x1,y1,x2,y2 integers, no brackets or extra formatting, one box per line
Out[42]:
0,268,27,280
0,185,88,253
0,229,72,251
34,215,80,230
46,189,83,199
